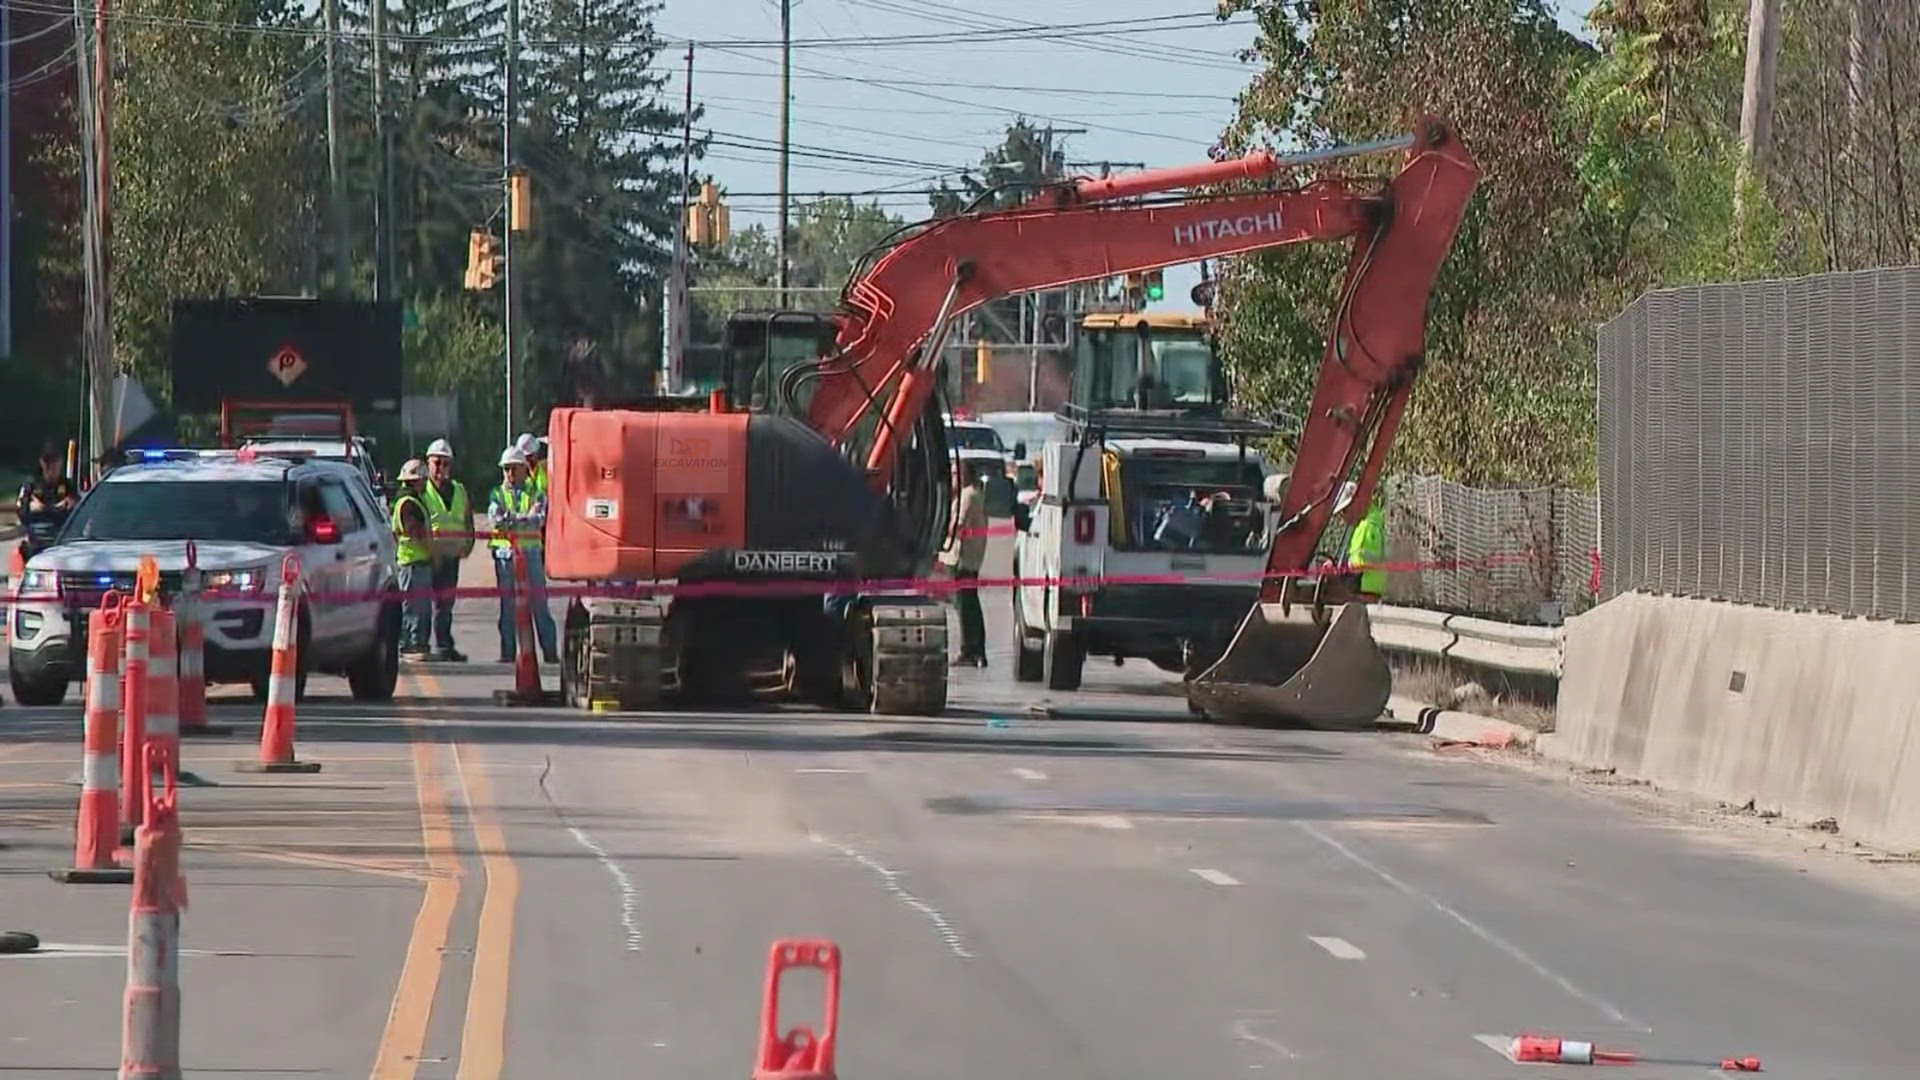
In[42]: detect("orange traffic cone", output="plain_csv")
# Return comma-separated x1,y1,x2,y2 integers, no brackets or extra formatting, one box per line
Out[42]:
50,603,133,884
493,541,560,706
236,555,320,774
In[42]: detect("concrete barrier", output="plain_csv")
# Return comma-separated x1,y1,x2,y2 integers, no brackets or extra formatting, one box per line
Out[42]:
1545,592,1920,851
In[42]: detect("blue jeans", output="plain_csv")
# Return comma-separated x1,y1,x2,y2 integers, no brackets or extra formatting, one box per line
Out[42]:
398,562,433,650
430,557,462,652
494,549,558,659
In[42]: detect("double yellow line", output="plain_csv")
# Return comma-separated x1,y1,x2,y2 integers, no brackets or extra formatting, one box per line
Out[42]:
369,669,520,1080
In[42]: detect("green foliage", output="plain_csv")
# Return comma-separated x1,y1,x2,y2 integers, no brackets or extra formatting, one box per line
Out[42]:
928,119,1068,215
402,292,509,493
1212,0,1816,490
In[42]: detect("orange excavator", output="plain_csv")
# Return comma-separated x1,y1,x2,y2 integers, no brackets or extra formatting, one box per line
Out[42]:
543,117,1478,721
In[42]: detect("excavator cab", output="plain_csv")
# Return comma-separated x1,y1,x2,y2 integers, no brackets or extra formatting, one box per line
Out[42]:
721,310,840,416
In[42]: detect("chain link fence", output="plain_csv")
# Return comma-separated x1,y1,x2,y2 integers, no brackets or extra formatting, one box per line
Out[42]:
1596,265,1920,620
1349,476,1600,624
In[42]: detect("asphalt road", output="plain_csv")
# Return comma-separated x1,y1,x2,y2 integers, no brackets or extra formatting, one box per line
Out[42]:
2,545,1918,1078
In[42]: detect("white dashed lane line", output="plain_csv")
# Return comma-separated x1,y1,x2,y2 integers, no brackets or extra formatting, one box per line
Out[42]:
1009,767,1047,781
1308,935,1366,960
1190,868,1241,886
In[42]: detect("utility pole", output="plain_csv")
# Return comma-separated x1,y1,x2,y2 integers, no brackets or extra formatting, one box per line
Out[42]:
371,0,394,301
1,0,12,359
776,0,792,306
324,0,350,295
668,45,695,394
73,0,115,465
502,0,521,443
1736,0,1781,221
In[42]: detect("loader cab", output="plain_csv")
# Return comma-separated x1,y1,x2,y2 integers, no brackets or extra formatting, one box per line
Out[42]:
721,310,840,416
1070,311,1227,417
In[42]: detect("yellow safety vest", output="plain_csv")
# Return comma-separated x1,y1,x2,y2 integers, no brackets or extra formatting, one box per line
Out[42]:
1349,506,1386,596
488,484,542,554
530,462,548,499
422,481,470,559
390,494,431,566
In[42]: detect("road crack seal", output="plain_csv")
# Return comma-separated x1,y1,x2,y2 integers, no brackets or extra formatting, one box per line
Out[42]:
537,755,643,953
808,831,973,959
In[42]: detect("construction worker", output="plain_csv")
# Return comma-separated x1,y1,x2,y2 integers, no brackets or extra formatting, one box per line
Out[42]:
940,463,990,667
488,445,559,664
390,459,434,658
1347,490,1387,602
421,438,475,662
516,433,550,501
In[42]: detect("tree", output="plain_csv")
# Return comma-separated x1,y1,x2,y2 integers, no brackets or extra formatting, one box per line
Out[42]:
1215,0,1599,487
928,119,1068,216
41,0,320,401
516,0,686,407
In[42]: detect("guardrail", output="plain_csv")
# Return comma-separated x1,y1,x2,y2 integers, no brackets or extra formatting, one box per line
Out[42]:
1371,604,1562,678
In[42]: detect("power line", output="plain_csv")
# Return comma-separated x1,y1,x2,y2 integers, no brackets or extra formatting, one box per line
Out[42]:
8,1,1237,54
697,40,1208,145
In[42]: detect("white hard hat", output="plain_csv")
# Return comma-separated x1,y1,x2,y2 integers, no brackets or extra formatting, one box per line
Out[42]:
515,433,538,455
398,458,426,481
426,438,454,459
499,446,528,468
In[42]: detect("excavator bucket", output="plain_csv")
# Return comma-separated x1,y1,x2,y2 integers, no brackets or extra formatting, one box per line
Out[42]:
1185,601,1392,729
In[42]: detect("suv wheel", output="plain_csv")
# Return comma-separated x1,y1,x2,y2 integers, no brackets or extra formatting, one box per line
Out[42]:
9,665,68,707
348,600,402,702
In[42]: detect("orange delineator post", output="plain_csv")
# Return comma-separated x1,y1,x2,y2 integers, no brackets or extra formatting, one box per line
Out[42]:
1510,1034,1761,1072
237,554,320,774
118,598,151,840
146,610,179,784
51,599,134,884
121,740,186,1080
752,939,841,1080
176,542,228,737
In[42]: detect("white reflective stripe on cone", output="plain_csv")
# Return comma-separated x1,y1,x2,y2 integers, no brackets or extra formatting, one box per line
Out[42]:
1559,1041,1594,1064
267,674,296,704
89,675,121,711
271,585,298,651
82,750,119,791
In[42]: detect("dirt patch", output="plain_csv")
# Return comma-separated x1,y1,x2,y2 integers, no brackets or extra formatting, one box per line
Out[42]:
1391,660,1557,732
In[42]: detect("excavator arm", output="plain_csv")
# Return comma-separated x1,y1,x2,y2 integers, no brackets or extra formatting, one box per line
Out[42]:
804,119,1478,598
800,119,1478,731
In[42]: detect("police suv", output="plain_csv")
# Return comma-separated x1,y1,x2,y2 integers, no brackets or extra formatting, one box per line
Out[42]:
7,449,402,706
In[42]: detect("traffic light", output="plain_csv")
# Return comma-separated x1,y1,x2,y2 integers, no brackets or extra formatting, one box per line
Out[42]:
1143,269,1165,302
1122,272,1145,310
688,181,731,246
464,230,501,290
508,170,532,232
975,340,991,384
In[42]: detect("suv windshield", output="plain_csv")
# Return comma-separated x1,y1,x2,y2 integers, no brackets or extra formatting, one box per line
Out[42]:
950,426,1005,454
60,478,295,545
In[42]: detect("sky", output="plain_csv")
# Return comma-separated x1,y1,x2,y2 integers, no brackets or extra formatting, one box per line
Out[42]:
657,0,1597,313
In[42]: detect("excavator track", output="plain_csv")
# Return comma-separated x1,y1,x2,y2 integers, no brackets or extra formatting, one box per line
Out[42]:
564,597,665,711
861,597,949,715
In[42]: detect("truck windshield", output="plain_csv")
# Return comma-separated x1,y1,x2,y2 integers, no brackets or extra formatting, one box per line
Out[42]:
59,479,295,545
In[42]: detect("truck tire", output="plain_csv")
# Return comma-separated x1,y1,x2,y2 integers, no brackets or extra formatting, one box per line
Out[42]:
1044,629,1082,692
348,601,402,702
1011,583,1044,683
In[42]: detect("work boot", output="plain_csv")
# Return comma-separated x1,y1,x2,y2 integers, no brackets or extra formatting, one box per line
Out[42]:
401,646,430,661
435,647,468,663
